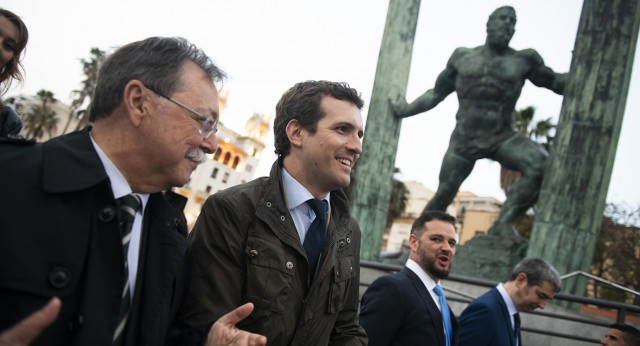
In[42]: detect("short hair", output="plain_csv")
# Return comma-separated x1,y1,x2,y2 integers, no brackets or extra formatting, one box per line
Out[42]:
89,36,226,121
509,257,562,292
410,210,456,237
610,323,640,346
0,8,29,98
273,80,364,157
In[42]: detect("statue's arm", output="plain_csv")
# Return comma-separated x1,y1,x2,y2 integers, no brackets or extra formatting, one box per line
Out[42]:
525,49,567,95
392,49,462,118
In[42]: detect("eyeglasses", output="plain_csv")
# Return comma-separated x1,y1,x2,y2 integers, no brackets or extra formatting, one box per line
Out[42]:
146,85,219,138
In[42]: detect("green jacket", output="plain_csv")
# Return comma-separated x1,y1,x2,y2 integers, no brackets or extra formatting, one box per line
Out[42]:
178,160,367,345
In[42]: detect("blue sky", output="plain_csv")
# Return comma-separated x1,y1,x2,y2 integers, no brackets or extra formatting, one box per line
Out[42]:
5,0,638,206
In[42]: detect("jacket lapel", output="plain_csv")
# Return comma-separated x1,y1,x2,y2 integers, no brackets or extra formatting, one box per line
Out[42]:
492,288,516,346
402,268,446,346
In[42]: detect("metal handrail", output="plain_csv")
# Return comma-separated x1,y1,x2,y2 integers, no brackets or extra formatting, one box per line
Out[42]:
561,270,640,297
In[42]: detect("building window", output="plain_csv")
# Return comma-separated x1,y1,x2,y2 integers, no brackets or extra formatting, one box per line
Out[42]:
213,148,221,161
223,152,231,165
232,157,240,169
211,167,219,179
245,164,253,173
222,172,229,184
205,185,212,193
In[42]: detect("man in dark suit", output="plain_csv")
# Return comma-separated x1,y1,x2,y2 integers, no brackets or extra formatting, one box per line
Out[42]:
0,37,265,346
457,257,561,346
359,211,459,346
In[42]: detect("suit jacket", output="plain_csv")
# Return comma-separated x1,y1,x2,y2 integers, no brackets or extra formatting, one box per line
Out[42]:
0,129,189,346
457,287,518,346
359,267,459,346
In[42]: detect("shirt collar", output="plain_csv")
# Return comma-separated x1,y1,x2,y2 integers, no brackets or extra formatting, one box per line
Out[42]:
90,131,149,210
406,258,439,291
281,167,330,208
497,283,518,316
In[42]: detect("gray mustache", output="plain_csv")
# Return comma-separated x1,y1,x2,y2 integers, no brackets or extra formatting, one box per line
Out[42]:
185,148,207,164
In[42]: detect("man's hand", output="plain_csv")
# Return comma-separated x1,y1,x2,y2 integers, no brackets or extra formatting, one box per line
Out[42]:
0,297,61,346
389,96,409,118
205,303,266,346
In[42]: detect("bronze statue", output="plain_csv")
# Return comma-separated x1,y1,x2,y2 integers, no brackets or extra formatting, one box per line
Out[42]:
393,6,566,238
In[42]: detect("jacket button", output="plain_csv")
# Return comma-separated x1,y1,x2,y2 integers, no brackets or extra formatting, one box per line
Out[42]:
249,250,259,258
280,216,286,221
98,205,116,222
68,314,84,331
346,237,351,244
49,267,71,288
286,261,294,270
266,202,272,207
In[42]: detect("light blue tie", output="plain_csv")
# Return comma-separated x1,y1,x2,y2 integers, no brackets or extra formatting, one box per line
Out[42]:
434,284,452,346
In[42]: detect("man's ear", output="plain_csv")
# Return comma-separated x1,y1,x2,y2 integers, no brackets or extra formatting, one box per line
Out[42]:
122,80,151,127
515,273,528,288
285,119,303,148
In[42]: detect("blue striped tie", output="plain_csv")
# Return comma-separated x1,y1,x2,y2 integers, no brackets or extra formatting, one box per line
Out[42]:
113,194,140,345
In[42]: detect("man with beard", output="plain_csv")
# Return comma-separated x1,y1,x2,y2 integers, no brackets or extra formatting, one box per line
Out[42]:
359,211,458,346
457,257,561,346
392,6,566,238
0,37,265,346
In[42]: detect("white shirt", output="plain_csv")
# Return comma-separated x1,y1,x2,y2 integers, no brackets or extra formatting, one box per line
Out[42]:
281,167,330,244
497,283,519,334
90,133,149,302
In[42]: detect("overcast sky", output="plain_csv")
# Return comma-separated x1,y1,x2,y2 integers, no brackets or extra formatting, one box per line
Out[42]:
4,0,639,207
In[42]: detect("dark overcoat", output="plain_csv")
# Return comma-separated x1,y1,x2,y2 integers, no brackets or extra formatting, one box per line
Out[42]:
0,128,188,346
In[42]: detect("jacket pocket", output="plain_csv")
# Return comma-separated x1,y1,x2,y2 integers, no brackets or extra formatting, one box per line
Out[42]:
245,236,296,313
327,255,355,314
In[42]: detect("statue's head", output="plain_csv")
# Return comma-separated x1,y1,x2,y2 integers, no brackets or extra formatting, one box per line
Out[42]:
486,6,516,51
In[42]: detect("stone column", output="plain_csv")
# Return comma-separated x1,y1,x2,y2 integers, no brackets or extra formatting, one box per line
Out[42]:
528,0,640,297
350,0,421,261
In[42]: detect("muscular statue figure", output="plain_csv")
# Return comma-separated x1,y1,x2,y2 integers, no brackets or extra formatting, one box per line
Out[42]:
393,6,566,238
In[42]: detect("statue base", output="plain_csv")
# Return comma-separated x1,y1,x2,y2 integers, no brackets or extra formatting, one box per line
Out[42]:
451,233,528,282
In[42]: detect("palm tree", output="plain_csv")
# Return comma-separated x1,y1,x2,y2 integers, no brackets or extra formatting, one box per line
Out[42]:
62,47,106,134
500,106,557,192
23,89,59,141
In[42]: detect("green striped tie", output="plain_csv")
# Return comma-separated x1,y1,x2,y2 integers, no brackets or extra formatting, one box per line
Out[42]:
113,194,140,345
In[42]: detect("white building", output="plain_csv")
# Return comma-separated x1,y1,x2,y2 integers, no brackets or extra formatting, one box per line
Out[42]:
175,112,271,228
383,180,503,253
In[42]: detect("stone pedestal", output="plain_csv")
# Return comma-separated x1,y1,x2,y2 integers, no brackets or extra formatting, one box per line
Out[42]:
451,234,528,282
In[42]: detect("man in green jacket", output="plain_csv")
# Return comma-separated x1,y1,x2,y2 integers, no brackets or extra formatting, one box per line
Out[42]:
178,80,368,345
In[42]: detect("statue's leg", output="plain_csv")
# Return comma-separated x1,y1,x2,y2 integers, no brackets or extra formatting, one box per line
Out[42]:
489,134,548,237
424,149,475,213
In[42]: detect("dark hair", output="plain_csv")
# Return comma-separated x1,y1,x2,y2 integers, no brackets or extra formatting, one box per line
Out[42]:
273,80,363,157
89,36,226,121
0,8,29,98
609,323,640,346
410,210,456,237
509,257,562,292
